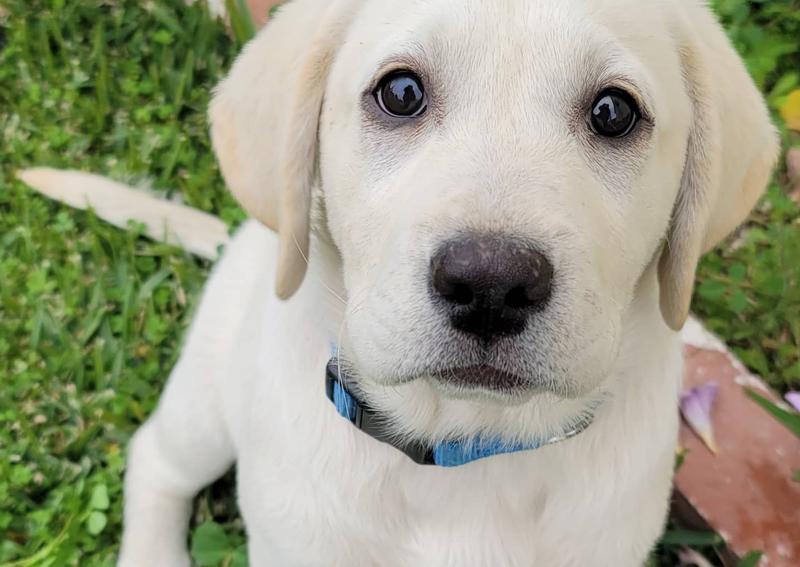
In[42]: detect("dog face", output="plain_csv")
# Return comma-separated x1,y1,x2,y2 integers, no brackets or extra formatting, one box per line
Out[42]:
211,0,776,442
320,0,688,439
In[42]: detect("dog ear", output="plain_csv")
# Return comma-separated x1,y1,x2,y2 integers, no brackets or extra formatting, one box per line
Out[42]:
658,6,779,330
210,0,362,299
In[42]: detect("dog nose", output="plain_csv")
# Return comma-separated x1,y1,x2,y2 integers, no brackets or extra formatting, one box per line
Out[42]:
430,235,553,341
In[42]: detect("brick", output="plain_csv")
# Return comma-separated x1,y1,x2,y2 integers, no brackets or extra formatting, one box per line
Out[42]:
246,0,284,26
677,319,800,565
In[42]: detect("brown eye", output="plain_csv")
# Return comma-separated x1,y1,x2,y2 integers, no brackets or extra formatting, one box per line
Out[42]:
589,89,639,137
374,71,427,117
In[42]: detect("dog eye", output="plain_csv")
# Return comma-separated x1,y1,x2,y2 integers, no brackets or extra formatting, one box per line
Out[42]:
374,71,427,118
589,89,639,138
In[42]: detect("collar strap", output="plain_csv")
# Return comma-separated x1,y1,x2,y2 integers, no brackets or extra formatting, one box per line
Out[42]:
325,359,591,467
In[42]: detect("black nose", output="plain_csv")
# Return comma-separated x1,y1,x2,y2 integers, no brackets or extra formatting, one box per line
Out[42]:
430,235,553,342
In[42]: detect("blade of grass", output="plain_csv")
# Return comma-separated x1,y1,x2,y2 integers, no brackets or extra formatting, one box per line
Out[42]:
737,551,763,567
225,0,256,46
745,388,800,437
659,529,723,547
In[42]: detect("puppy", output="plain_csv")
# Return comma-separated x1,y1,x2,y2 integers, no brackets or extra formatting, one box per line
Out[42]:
24,0,778,564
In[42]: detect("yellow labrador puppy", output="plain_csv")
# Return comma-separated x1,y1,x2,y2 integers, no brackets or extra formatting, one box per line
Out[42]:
23,0,778,565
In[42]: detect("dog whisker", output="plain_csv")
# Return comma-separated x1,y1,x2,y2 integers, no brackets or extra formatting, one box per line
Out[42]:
291,231,347,306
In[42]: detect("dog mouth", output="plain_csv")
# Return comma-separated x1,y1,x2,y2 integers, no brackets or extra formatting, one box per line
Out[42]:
431,365,529,393
325,357,602,465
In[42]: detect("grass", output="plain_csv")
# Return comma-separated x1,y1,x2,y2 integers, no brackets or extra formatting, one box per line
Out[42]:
693,0,800,393
0,1,240,564
0,0,796,565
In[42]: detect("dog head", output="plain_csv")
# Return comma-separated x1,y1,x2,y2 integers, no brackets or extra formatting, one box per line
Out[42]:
210,0,777,443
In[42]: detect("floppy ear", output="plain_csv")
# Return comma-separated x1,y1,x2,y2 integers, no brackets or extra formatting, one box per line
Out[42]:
658,5,779,330
210,0,362,298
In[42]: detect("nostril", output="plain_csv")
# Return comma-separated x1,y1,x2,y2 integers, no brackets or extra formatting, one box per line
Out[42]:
430,234,554,340
431,256,475,306
448,282,474,306
504,285,532,309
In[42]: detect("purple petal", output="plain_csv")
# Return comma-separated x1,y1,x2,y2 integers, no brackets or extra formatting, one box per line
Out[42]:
680,383,719,454
677,547,715,567
785,391,800,413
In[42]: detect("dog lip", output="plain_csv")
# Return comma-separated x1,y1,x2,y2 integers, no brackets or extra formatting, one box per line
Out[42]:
432,365,528,391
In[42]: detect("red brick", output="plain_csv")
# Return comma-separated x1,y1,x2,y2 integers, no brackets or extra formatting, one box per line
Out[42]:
676,326,800,565
246,0,283,26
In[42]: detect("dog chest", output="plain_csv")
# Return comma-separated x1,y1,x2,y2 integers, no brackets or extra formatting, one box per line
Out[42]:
232,401,670,567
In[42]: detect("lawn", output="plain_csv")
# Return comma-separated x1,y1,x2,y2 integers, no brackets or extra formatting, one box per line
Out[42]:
0,1,797,565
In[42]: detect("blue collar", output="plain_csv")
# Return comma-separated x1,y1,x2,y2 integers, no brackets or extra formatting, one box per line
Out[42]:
325,359,592,467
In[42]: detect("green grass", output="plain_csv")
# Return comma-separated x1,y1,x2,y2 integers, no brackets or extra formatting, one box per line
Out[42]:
693,0,800,393
0,0,797,565
0,1,240,564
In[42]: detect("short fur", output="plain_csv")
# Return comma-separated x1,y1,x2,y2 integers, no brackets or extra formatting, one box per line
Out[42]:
22,0,777,565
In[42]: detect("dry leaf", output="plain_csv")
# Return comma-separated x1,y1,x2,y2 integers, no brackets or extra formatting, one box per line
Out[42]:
787,146,800,180
784,148,800,205
788,185,800,206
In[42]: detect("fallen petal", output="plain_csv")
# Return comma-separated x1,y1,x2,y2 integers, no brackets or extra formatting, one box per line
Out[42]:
677,547,715,567
680,383,719,454
785,391,800,413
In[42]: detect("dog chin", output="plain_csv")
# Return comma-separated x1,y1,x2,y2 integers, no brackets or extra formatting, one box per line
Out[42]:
357,370,607,445
424,374,540,406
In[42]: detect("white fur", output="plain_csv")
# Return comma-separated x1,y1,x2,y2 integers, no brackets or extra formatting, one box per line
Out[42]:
20,0,777,565
17,168,229,260
122,222,683,566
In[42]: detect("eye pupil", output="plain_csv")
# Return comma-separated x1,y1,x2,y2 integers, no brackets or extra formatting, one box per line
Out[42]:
376,72,427,117
589,89,638,137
